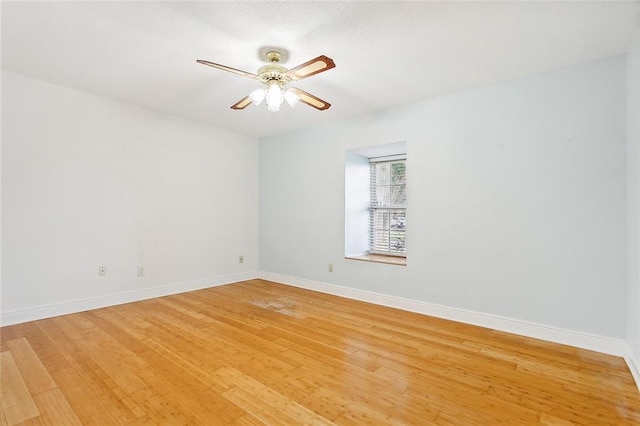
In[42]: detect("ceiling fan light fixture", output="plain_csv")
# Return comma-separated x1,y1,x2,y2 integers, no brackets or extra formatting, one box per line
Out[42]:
265,81,284,112
249,88,265,106
284,88,300,108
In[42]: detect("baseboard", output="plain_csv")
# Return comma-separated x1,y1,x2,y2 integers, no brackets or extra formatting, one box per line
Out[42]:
258,271,630,359
0,271,258,326
625,349,640,391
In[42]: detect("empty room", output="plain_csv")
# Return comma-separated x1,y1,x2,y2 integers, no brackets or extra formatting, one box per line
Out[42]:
2,1,640,424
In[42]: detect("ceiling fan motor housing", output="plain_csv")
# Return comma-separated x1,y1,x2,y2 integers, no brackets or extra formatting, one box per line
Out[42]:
257,64,291,86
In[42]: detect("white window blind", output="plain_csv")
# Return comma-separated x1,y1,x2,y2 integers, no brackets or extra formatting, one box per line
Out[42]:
369,156,406,256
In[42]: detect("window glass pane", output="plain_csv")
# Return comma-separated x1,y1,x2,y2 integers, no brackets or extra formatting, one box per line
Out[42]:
390,210,406,229
391,162,406,184
371,208,406,254
373,161,406,207
389,229,405,253
372,209,391,230
375,186,390,206
375,163,391,186
391,184,406,206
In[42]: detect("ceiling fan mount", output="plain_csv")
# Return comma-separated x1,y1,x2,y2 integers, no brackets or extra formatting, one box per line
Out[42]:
256,51,291,86
264,50,282,63
258,46,290,64
197,48,336,112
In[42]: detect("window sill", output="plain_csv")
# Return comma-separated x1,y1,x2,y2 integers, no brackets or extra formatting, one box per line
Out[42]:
345,254,407,266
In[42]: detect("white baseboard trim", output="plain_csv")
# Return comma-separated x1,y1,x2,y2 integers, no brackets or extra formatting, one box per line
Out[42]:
624,350,640,391
0,271,258,326
258,271,630,359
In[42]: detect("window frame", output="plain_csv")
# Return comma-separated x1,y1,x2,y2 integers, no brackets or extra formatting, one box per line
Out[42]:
369,156,407,257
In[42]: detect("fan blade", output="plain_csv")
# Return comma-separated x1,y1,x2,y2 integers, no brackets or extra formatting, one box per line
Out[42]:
285,55,335,81
289,88,331,111
231,96,252,110
196,60,259,80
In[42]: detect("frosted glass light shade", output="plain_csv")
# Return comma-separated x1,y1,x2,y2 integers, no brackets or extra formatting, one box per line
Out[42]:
284,89,300,107
265,82,284,112
249,88,265,106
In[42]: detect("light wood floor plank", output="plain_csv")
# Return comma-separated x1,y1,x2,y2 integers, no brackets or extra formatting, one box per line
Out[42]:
49,367,119,426
6,338,57,396
30,388,81,425
0,407,8,426
0,352,39,425
217,366,334,425
46,317,147,424
13,322,70,375
1,279,639,425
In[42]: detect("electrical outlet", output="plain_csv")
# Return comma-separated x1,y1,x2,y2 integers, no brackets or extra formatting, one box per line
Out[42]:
239,255,244,264
98,266,106,277
328,263,333,272
137,266,144,277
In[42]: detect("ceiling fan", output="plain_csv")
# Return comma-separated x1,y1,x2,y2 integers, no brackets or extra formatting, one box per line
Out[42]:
197,50,335,112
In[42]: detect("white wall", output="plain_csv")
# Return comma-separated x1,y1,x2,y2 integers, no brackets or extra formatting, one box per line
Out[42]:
1,72,259,323
344,151,370,256
627,20,640,374
259,57,627,340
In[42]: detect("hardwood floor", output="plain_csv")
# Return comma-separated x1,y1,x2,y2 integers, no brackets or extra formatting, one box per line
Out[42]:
1,279,639,425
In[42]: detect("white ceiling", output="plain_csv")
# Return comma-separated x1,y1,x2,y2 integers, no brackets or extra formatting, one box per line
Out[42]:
2,1,639,138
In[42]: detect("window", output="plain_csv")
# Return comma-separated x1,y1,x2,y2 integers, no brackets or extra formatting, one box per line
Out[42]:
345,142,407,265
369,157,406,256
